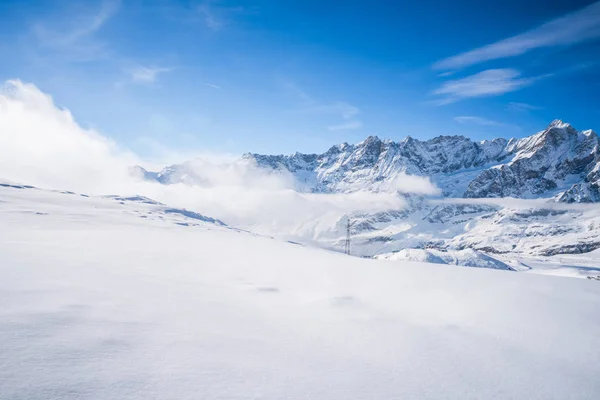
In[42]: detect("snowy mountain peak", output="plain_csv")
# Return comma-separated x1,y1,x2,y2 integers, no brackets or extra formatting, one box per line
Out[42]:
360,135,382,144
548,119,570,129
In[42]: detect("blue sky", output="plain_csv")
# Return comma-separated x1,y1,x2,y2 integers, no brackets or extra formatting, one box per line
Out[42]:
1,0,599,159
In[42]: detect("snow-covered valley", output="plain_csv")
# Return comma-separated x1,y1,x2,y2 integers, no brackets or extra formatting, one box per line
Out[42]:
2,183,600,399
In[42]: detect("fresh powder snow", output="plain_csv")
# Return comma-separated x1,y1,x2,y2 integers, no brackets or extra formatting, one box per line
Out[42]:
1,184,600,399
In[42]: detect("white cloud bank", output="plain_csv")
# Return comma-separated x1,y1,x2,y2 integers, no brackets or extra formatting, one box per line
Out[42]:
0,80,137,193
0,80,437,239
389,173,440,196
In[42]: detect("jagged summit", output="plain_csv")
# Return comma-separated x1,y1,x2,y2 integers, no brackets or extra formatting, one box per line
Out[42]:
548,119,570,129
141,121,600,202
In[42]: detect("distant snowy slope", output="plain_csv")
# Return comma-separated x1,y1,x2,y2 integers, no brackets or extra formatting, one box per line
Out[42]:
2,183,600,399
375,248,514,271
0,182,228,231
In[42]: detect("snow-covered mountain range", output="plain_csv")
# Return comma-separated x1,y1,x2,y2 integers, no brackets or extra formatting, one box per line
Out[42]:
142,120,599,202
245,119,599,201
136,121,600,264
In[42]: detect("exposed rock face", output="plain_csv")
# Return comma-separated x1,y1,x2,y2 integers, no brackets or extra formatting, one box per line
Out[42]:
424,204,498,224
464,121,600,199
375,248,514,271
139,120,599,203
557,161,600,203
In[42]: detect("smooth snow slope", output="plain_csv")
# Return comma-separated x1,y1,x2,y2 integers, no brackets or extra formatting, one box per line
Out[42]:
1,185,600,400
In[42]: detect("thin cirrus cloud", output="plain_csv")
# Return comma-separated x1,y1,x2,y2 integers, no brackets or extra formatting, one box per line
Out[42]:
197,1,247,31
454,116,503,126
281,81,360,118
312,101,360,120
328,120,363,131
197,2,223,30
454,116,515,129
32,0,121,60
128,66,173,84
281,80,362,129
507,102,541,112
433,68,548,104
317,102,362,131
433,1,600,70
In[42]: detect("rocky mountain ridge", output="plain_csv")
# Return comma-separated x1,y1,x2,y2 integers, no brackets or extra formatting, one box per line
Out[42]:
241,120,600,202
138,120,599,202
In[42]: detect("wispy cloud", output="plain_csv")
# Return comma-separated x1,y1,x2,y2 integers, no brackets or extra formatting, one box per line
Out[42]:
454,116,501,126
281,80,313,103
203,83,221,89
454,116,522,132
197,1,246,31
32,0,121,61
434,1,600,70
310,101,362,130
433,69,546,104
453,116,509,127
328,120,363,131
282,80,363,129
127,66,173,84
198,2,223,30
283,82,359,119
312,102,360,120
507,102,541,112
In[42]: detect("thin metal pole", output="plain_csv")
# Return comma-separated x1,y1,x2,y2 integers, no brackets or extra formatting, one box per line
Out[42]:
345,217,351,255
